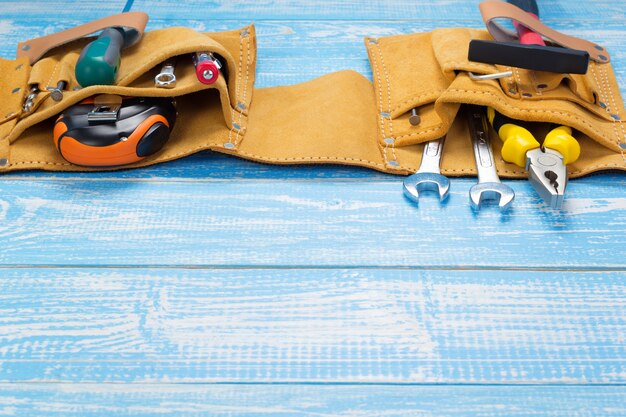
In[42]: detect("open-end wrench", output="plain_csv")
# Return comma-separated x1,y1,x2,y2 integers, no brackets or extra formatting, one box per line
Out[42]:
467,105,515,210
403,137,450,204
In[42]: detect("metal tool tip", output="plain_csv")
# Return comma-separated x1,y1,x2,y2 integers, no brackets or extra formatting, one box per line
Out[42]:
403,174,450,204
469,183,515,211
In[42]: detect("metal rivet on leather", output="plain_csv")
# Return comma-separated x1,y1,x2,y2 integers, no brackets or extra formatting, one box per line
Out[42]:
0,159,8,167
368,39,378,44
384,137,394,145
595,45,604,51
12,87,21,94
611,114,621,121
237,102,246,110
599,102,607,109
388,160,399,167
232,122,241,130
240,29,249,37
508,86,517,94
21,44,30,51
620,144,626,150
537,84,547,89
223,142,236,149
380,112,390,118
599,55,608,61
522,93,532,98
409,109,421,126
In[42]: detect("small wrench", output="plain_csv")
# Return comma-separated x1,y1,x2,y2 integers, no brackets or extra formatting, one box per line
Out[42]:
403,137,450,203
155,60,177,88
467,105,515,210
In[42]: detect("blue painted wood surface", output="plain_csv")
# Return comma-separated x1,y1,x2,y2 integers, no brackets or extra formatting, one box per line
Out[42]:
0,268,624,383
1,384,625,416
0,0,625,415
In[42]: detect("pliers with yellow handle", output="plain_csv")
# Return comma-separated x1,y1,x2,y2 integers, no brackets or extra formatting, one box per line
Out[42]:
487,108,581,209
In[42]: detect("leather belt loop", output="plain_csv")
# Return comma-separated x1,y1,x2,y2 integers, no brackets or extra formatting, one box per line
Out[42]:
478,1,610,64
17,11,149,65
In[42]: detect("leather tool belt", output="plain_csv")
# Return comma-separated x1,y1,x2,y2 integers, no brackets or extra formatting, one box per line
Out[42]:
0,5,624,178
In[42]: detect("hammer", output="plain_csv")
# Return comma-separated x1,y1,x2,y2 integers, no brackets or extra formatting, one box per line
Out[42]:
468,0,590,74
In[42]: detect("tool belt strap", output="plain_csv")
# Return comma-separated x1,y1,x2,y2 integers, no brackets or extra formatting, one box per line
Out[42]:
16,11,149,64
478,1,610,63
1,23,625,178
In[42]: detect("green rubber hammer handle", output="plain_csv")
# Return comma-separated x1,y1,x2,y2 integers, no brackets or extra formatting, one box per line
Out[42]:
75,27,125,87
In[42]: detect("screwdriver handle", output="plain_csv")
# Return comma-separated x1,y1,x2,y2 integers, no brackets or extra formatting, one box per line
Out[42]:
544,126,581,165
75,27,124,87
487,107,540,168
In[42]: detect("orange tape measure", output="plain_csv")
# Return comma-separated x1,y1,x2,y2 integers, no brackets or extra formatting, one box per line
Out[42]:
53,95,176,167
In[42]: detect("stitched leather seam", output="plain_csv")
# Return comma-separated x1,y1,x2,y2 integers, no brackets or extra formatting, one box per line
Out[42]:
446,88,603,132
8,159,625,173
369,42,390,167
377,41,398,164
44,61,61,92
233,32,251,147
227,31,245,147
233,150,387,168
513,67,524,97
598,64,626,162
590,64,616,153
569,162,626,174
9,161,72,166
389,90,443,115
394,125,446,141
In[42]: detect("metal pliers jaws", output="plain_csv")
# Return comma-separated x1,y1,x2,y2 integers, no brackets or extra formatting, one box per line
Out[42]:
526,147,567,209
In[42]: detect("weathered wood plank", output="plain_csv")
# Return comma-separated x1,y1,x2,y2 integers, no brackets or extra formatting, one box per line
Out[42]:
0,177,625,268
4,0,622,21
0,268,623,383
1,384,625,416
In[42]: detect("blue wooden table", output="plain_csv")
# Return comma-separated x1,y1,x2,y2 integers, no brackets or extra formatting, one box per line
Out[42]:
0,1,625,415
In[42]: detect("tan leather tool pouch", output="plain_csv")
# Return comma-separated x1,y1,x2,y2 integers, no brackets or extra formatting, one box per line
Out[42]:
0,25,255,172
1,24,625,179
365,28,626,178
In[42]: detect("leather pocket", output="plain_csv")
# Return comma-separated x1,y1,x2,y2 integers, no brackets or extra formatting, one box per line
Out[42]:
365,27,626,177
366,32,458,149
1,25,256,172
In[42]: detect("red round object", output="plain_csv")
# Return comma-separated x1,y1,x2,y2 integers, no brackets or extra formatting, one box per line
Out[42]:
195,60,219,84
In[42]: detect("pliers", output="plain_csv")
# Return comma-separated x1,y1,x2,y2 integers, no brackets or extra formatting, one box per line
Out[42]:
487,108,581,209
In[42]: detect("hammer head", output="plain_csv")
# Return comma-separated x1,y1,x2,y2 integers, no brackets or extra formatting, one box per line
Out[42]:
468,40,589,74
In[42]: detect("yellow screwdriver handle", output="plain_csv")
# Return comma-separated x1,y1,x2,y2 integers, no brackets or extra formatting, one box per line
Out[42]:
543,126,581,165
487,107,540,168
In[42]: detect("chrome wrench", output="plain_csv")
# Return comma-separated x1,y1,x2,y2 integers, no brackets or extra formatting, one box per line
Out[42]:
403,137,450,203
467,105,515,210
155,60,177,88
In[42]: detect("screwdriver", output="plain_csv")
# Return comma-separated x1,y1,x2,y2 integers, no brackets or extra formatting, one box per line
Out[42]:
75,27,126,87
